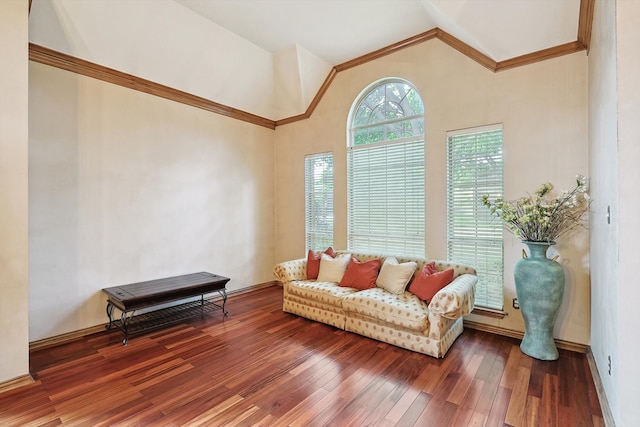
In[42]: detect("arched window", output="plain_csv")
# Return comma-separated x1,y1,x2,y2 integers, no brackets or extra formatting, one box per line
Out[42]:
347,79,425,257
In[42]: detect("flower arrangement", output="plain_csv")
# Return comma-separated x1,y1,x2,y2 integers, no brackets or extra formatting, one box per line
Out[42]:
481,175,590,243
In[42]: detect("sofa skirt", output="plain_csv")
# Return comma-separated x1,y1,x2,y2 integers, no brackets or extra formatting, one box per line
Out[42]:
345,314,464,358
283,298,346,330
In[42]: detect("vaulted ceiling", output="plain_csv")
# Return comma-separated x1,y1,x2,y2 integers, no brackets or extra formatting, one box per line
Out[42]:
29,0,592,127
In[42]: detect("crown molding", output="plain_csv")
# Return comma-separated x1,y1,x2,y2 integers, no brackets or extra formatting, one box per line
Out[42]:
578,0,595,53
28,43,276,130
277,23,590,126
335,29,439,73
275,67,338,126
436,28,497,72
495,41,586,72
29,0,594,129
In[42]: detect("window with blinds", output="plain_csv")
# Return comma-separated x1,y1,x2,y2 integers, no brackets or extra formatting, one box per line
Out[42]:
305,152,334,252
446,125,504,310
347,79,425,257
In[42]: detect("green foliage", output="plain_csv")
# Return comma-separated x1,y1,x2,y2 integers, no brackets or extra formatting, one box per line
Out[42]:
352,82,424,146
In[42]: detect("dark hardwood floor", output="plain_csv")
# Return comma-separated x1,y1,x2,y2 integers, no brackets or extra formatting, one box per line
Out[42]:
0,285,604,426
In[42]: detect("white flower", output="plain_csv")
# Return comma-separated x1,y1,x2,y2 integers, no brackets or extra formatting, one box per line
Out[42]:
482,176,591,242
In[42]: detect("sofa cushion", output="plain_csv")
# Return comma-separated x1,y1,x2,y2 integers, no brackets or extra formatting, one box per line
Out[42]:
307,247,336,279
287,280,358,308
317,253,351,283
420,261,439,276
409,263,455,303
375,257,417,294
342,288,429,332
339,257,381,290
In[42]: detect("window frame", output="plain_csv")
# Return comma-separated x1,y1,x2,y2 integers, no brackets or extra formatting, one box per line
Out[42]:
346,78,426,257
304,152,334,252
446,124,504,310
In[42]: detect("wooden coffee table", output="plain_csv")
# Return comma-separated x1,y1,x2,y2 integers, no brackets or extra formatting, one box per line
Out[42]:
102,272,230,344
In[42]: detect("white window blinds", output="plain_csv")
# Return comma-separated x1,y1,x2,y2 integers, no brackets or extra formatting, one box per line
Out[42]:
305,152,334,252
347,80,425,257
446,125,504,310
347,140,425,256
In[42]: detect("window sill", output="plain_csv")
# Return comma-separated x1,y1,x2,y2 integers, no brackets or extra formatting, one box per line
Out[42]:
471,307,507,319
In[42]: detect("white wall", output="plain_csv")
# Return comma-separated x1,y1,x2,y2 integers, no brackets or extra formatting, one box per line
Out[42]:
589,1,640,424
29,0,333,122
29,0,276,119
275,39,590,345
615,0,640,424
0,0,29,384
588,0,619,420
28,63,276,341
273,45,332,119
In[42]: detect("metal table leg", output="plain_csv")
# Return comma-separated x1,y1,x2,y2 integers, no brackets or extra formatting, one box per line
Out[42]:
105,302,115,330
219,289,228,315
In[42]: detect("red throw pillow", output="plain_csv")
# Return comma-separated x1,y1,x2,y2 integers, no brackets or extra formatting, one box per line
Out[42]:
307,247,336,279
421,261,439,275
339,257,382,290
409,267,454,303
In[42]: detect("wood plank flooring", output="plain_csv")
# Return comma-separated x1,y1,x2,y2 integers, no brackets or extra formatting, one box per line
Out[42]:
1,285,604,426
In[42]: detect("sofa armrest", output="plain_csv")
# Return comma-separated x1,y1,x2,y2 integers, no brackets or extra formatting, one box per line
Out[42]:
428,273,477,319
273,258,308,283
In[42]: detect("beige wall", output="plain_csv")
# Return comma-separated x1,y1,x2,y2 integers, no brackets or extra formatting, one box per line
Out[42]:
275,39,590,344
28,63,276,341
0,0,30,383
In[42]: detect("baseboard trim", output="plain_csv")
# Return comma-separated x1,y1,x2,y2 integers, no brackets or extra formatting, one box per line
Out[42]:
586,351,616,427
0,374,34,393
227,281,280,296
463,320,590,354
29,325,107,351
29,281,281,351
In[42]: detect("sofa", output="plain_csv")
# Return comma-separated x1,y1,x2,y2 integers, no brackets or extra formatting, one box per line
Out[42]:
273,250,477,358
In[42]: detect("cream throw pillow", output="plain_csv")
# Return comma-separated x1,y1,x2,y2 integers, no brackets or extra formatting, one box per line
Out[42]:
317,253,351,283
376,257,417,294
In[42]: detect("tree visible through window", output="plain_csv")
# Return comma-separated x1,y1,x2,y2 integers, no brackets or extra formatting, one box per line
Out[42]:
347,79,425,257
446,125,504,310
305,152,334,252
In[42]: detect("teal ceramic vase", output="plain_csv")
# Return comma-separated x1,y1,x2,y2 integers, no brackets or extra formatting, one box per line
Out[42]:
514,240,565,360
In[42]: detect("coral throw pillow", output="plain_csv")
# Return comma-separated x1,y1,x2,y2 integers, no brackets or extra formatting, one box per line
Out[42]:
409,265,454,303
339,257,382,290
307,247,336,279
317,253,351,283
421,261,439,276
375,257,417,294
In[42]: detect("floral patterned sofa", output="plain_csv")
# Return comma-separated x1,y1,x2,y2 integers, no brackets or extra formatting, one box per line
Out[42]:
273,251,477,358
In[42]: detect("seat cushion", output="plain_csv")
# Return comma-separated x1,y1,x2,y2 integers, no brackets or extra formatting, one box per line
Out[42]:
287,280,358,308
342,288,430,332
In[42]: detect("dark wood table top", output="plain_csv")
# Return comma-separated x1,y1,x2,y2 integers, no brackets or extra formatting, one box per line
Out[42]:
102,272,230,311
